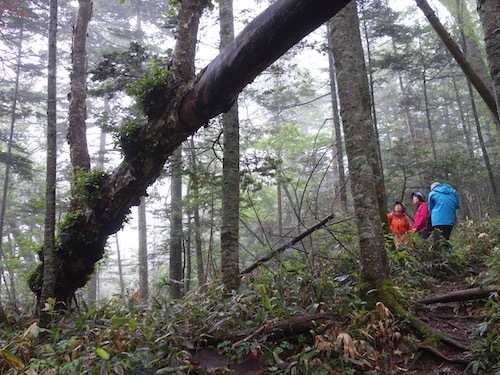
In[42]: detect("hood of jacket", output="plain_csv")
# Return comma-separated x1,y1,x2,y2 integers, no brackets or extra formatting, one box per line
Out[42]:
432,183,456,195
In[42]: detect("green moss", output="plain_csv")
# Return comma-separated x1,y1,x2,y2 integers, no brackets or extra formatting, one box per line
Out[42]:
72,169,109,210
126,59,172,117
57,210,84,234
57,210,98,253
28,262,43,294
420,334,442,348
114,117,144,156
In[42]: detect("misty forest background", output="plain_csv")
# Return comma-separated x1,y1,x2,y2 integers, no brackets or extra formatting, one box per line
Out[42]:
0,0,499,373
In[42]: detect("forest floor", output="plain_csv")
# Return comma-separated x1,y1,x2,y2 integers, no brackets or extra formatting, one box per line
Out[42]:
405,277,489,375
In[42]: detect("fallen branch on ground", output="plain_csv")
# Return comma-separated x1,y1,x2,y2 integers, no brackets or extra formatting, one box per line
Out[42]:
417,285,499,305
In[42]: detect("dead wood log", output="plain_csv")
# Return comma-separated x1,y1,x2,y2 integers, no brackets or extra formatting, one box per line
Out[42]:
417,285,500,305
201,313,332,347
240,213,336,275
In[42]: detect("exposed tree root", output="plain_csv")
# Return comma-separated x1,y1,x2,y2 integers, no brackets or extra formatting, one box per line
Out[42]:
408,346,470,371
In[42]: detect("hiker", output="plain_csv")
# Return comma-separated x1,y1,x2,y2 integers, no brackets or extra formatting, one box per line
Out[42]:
387,201,412,243
411,191,430,239
428,182,460,243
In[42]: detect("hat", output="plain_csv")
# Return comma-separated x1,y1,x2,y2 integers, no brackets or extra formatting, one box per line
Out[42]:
411,192,425,202
430,182,440,191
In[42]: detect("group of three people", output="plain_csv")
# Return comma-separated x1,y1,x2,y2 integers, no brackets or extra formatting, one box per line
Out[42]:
388,182,460,244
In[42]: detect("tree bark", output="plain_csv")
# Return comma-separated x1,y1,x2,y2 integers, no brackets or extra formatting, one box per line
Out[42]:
39,0,58,327
452,77,475,158
138,197,149,303
67,0,92,175
415,0,499,124
115,234,125,297
477,0,500,124
30,0,352,303
170,147,184,299
330,1,390,294
326,24,348,215
220,0,240,293
420,52,438,159
188,137,205,287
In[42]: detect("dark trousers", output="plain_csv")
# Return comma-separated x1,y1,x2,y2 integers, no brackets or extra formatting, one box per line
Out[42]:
418,230,430,239
431,225,453,240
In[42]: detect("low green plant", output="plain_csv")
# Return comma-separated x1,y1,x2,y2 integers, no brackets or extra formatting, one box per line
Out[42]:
466,299,500,374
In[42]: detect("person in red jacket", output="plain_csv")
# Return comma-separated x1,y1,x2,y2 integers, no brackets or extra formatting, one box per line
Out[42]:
387,201,412,243
411,191,430,239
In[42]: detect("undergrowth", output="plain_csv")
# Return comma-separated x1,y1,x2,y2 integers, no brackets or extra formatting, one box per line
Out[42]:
0,218,498,374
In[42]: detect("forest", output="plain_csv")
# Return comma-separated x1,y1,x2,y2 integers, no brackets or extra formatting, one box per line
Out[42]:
0,0,498,373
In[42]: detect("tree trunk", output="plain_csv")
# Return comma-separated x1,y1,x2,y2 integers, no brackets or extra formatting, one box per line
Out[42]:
415,0,499,124
452,77,475,158
39,0,58,327
115,234,125,297
138,197,149,303
420,53,438,159
0,19,24,324
326,24,348,215
188,137,204,287
87,95,110,305
30,0,352,304
220,0,240,293
67,0,92,176
170,147,184,299
477,0,500,123
330,1,390,295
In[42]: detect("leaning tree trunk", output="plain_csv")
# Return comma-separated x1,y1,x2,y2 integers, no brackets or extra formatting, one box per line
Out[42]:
415,0,499,125
330,1,391,297
220,0,241,293
476,0,500,123
29,0,352,305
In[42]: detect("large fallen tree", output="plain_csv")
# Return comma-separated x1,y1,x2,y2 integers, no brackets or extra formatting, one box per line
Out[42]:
29,0,352,304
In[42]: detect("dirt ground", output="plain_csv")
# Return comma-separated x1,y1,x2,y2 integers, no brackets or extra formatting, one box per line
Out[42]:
404,279,489,375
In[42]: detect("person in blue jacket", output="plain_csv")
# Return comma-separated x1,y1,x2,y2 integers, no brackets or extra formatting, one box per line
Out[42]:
428,182,460,241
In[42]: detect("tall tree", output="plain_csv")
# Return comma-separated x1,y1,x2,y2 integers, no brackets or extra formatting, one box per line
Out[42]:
476,0,500,123
29,0,353,304
415,0,498,125
0,18,25,324
138,197,149,303
67,0,92,176
326,25,348,214
219,0,240,292
187,136,205,287
330,1,390,297
39,0,58,327
169,147,184,299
